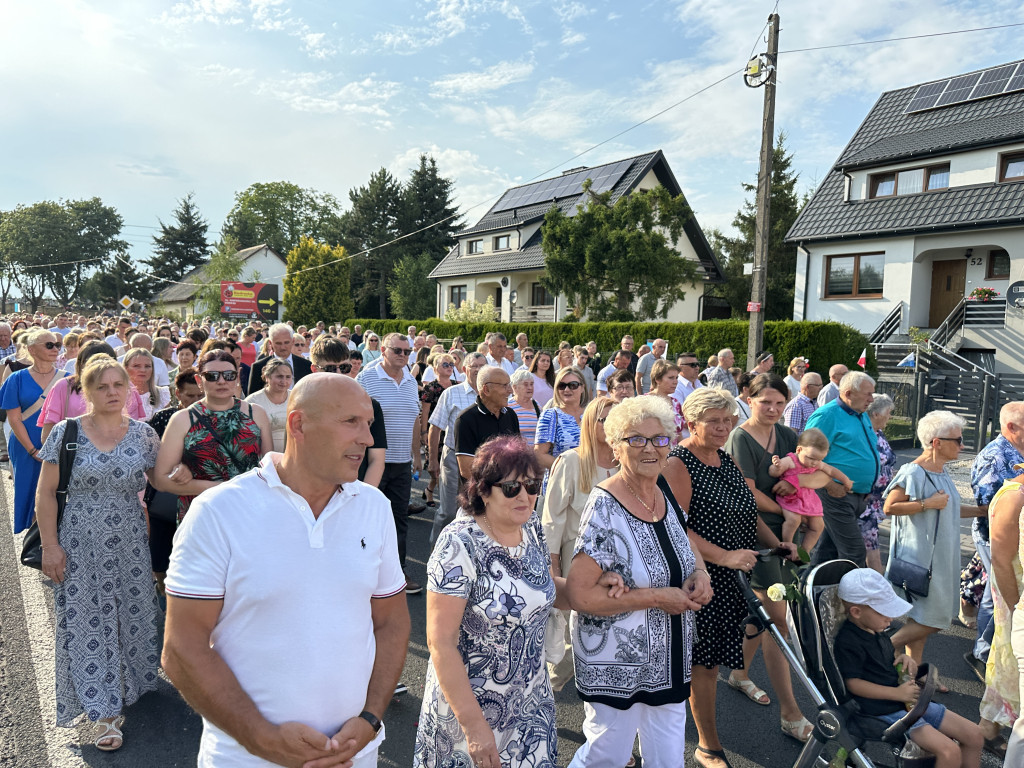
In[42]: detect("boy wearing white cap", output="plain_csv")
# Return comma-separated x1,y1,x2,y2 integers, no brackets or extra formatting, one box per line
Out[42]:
834,569,983,768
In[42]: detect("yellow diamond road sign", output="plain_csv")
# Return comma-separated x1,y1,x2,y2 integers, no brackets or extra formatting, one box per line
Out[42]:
119,296,133,309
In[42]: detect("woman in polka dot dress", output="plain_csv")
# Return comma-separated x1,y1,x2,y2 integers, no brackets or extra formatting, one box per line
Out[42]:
663,388,794,768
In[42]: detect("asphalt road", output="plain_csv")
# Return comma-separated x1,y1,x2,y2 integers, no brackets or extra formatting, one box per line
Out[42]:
0,455,1007,768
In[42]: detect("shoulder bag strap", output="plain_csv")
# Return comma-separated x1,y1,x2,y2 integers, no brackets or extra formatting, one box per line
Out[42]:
188,404,249,473
22,370,66,421
657,474,687,531
921,475,944,575
55,418,80,529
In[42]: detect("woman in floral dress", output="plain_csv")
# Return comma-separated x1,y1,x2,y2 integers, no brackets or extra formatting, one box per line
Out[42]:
152,349,272,521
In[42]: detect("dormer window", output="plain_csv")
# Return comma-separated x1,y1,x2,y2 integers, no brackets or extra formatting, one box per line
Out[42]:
493,235,510,251
467,239,483,254
1000,153,1024,182
869,164,949,198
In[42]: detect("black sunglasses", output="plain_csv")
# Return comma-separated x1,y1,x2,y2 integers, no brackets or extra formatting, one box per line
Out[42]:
388,347,412,356
201,370,238,382
557,381,582,391
496,478,543,498
680,362,701,368
42,341,61,350
319,363,352,374
936,436,964,446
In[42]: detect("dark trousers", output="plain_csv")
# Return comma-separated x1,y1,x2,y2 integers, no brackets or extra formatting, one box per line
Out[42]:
380,461,412,569
811,489,868,568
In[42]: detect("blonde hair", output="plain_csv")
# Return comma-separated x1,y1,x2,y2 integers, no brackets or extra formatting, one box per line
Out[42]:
577,397,616,492
552,365,591,409
123,348,160,406
797,427,830,453
80,356,130,403
682,387,736,424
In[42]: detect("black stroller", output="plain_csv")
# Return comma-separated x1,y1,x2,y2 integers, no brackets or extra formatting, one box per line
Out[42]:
736,553,939,768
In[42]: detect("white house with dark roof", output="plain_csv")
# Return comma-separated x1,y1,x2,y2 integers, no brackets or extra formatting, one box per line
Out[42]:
429,150,725,323
787,59,1024,373
152,244,287,320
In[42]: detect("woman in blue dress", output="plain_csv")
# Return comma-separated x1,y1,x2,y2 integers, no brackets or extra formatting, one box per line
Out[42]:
535,366,588,491
0,328,67,532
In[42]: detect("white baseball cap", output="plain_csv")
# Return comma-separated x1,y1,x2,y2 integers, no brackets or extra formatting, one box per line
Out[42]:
838,568,912,619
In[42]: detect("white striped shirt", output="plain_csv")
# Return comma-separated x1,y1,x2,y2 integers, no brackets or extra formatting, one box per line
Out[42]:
356,363,420,464
429,381,479,450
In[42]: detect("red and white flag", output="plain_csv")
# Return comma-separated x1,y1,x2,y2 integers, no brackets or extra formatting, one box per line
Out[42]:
857,348,867,369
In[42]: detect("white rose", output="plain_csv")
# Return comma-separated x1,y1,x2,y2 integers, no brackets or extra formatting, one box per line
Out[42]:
766,583,787,602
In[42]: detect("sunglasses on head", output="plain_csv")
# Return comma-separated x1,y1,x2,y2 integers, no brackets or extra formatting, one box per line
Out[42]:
495,478,543,498
41,341,61,350
319,363,352,374
557,381,582,391
201,370,238,382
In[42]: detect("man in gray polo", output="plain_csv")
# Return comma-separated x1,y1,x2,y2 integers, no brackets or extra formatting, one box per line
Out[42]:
635,338,667,395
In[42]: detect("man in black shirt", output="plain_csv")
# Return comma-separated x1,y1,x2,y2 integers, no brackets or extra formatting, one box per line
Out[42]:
454,367,519,479
834,569,983,759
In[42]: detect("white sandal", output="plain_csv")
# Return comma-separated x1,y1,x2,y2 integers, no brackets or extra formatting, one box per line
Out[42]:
94,716,125,751
780,716,813,743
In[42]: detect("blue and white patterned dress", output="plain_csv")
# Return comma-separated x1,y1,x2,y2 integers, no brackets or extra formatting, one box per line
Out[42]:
39,419,162,726
415,510,557,768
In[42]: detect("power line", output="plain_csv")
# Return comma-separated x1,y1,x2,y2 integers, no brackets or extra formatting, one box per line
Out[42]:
779,21,1024,54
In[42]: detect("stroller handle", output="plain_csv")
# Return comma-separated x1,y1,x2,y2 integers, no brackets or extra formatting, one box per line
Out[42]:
881,664,939,745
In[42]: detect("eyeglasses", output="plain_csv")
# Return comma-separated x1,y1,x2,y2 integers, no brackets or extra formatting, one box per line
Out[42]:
936,436,964,446
612,385,634,393
200,370,238,382
41,341,61,350
440,362,454,369
680,362,700,368
557,381,582,391
319,363,352,374
388,347,412,356
495,478,543,498
622,435,671,448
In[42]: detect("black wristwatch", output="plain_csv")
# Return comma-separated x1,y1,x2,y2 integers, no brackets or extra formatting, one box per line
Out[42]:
358,710,382,733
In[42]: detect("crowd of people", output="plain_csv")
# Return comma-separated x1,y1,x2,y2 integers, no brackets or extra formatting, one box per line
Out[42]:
1,313,1021,767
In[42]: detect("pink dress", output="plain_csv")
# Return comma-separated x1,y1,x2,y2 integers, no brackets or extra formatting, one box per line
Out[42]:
37,376,146,427
776,451,824,518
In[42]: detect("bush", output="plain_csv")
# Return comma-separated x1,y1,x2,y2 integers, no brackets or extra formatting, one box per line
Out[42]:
344,317,875,376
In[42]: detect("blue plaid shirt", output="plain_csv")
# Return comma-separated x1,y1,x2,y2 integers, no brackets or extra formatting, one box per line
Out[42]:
782,393,817,434
970,434,1024,539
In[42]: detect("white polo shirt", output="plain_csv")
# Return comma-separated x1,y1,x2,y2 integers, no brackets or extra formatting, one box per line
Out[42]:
486,354,516,376
429,381,479,450
165,455,404,767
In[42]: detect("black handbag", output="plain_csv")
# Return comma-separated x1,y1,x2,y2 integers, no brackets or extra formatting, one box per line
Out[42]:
20,419,79,569
887,475,942,599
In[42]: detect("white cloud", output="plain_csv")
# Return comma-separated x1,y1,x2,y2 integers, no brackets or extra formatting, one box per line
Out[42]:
373,0,533,53
431,59,535,98
388,145,515,220
254,73,401,118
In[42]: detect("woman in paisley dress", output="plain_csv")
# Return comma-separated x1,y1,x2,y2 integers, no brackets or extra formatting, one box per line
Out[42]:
567,396,713,768
415,436,626,768
35,356,162,751
152,349,272,522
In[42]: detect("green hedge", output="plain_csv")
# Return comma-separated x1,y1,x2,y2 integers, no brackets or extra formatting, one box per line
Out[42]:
343,318,875,375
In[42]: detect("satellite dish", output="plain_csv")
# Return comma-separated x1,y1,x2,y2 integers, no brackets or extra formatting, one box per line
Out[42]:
744,54,773,88
509,290,518,305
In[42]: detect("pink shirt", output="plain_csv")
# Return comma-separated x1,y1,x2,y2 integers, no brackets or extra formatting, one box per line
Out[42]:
37,376,145,426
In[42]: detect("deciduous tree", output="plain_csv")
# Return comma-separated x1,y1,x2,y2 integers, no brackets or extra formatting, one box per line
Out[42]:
541,183,698,322
222,182,343,256
193,237,246,317
145,193,210,289
283,237,354,326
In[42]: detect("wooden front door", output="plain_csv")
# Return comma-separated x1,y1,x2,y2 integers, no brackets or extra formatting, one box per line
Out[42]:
929,259,966,327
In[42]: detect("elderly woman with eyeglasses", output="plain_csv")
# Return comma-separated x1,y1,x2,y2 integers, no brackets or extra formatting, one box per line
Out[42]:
535,365,589,471
884,410,983,664
152,349,273,523
0,328,68,533
567,396,712,767
415,436,627,768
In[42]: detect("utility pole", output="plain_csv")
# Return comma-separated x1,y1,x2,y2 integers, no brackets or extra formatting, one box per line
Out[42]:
747,13,780,369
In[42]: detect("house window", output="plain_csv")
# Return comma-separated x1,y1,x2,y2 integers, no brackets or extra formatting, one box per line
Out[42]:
825,253,885,298
493,235,510,251
869,164,949,198
531,282,554,306
467,239,483,254
1000,153,1024,182
987,249,1010,280
449,285,467,307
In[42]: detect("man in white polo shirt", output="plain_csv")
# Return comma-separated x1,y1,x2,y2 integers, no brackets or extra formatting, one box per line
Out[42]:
485,332,517,376
163,374,410,768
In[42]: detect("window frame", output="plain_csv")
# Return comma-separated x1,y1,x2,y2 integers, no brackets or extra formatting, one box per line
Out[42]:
467,239,483,254
868,163,950,199
493,234,511,251
531,282,554,306
998,152,1024,183
449,285,467,308
987,248,1010,280
823,252,886,300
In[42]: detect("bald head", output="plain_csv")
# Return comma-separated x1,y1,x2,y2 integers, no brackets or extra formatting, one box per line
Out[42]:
288,371,367,425
828,364,849,384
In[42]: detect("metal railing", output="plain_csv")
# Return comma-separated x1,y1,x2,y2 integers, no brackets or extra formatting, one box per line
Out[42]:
964,298,1006,326
510,305,556,322
867,301,904,344
929,298,965,348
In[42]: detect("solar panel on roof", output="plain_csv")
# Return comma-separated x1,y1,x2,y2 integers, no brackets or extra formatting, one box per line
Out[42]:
935,72,982,106
905,61,1024,113
490,159,636,214
905,80,947,112
1007,62,1024,93
970,63,1018,99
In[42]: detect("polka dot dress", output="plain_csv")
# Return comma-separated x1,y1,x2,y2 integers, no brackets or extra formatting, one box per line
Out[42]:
669,446,758,669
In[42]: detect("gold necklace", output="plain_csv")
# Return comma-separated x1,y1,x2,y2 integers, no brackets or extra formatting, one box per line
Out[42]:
622,478,660,521
479,513,523,550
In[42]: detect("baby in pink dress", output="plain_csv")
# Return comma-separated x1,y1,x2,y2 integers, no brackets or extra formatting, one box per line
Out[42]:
768,427,853,552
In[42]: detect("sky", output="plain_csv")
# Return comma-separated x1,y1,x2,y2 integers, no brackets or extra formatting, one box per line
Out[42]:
2,0,1024,280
